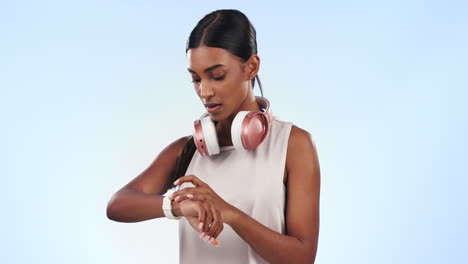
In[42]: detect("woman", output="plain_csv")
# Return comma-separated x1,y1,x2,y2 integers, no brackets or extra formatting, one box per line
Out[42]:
107,9,320,264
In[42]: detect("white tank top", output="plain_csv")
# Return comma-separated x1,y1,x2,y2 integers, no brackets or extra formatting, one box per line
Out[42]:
178,116,293,264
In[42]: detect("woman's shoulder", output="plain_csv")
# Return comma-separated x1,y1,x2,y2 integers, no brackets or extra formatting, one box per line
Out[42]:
270,114,313,135
165,135,193,158
270,116,314,144
150,135,193,172
285,124,319,184
270,116,317,157
289,125,313,142
287,124,317,160
172,135,192,148
271,116,308,136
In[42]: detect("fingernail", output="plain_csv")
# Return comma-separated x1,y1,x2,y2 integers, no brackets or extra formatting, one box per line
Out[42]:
209,237,214,243
175,196,180,201
212,238,220,247
187,194,194,198
174,179,179,185
199,222,203,230
168,194,173,199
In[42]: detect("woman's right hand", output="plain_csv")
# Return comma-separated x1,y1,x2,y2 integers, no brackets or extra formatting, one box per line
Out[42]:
173,199,222,247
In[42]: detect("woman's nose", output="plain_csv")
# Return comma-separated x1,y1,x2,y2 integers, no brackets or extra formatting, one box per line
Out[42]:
199,81,214,99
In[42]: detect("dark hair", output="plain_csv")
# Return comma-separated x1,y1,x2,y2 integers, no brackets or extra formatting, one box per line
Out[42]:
171,10,263,186
171,136,197,186
186,9,263,96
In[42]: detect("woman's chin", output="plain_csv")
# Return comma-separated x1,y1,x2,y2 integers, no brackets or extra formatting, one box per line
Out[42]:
209,112,233,124
208,113,222,121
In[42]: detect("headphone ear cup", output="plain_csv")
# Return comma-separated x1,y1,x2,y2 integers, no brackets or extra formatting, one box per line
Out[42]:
199,116,220,155
232,110,269,150
231,111,250,150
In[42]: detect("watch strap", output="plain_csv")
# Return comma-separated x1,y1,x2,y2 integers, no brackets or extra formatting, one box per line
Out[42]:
162,188,181,220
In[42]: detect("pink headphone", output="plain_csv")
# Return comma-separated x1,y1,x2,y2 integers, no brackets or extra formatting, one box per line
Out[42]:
193,96,273,156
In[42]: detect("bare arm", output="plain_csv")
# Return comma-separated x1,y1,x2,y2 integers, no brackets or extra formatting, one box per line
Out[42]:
227,125,321,263
106,135,191,222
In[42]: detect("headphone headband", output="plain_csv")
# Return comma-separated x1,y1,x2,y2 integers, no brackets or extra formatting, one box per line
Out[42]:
255,96,273,125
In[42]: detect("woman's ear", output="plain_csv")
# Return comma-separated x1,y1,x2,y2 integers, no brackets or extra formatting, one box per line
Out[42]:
246,54,260,80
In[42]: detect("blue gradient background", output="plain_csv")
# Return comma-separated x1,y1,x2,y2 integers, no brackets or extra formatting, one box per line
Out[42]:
2,1,467,263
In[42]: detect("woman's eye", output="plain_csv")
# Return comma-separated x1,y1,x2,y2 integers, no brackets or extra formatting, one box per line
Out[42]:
190,75,224,83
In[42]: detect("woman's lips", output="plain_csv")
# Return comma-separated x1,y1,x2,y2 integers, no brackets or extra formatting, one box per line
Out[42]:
206,104,222,113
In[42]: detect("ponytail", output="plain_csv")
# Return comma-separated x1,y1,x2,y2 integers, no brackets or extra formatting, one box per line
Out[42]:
171,137,197,187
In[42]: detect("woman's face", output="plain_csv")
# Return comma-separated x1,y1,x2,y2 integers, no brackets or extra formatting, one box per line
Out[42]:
187,46,256,122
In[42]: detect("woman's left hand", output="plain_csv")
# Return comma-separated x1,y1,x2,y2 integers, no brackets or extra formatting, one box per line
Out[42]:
168,175,236,230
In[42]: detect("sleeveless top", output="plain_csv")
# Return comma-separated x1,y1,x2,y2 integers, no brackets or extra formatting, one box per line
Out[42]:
178,116,293,264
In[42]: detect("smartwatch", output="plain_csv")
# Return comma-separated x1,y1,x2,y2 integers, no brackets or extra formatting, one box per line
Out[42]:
162,187,182,220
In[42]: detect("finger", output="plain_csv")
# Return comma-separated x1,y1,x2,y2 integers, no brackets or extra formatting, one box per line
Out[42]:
168,187,209,200
211,209,223,239
207,206,219,238
209,224,220,240
215,209,223,238
209,234,221,247
173,195,191,202
170,190,208,202
214,224,223,240
209,225,219,243
203,203,213,234
186,192,207,202
167,187,197,200
211,238,220,247
196,202,206,231
174,175,205,187
178,192,210,202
